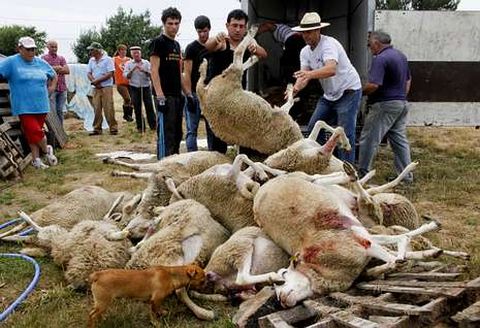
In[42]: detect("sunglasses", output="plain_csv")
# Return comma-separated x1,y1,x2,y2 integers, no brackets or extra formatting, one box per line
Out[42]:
23,47,36,52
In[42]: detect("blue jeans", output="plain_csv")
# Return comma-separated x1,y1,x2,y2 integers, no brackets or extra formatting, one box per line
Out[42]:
49,91,67,126
184,93,201,151
358,100,413,181
155,95,183,159
307,89,362,163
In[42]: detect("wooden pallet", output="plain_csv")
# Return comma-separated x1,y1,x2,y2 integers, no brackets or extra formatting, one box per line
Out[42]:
0,122,32,178
256,271,480,328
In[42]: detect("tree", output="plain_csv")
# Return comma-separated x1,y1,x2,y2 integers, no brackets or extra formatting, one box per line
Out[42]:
73,7,162,63
376,0,459,10
0,25,47,56
72,29,102,64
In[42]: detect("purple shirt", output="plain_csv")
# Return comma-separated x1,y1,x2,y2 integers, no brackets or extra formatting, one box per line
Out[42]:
368,46,411,104
42,53,68,92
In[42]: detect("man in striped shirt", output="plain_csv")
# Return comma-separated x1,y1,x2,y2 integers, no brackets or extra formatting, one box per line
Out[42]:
42,40,69,127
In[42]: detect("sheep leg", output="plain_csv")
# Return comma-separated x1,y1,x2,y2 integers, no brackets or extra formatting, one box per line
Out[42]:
235,247,283,286
359,169,376,185
309,121,351,151
368,221,440,261
232,26,258,68
250,163,286,177
310,172,352,186
242,55,259,71
0,221,27,239
232,154,268,181
111,170,152,180
165,178,184,200
103,195,124,220
175,288,216,320
18,211,43,231
103,157,144,171
389,227,470,260
366,162,419,195
344,162,384,225
320,128,351,157
189,290,228,302
277,84,297,114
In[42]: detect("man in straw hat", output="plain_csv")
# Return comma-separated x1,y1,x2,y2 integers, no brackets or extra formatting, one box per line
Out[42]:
291,12,362,163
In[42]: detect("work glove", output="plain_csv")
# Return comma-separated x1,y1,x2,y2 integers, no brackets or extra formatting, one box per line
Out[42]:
156,96,167,114
186,95,196,113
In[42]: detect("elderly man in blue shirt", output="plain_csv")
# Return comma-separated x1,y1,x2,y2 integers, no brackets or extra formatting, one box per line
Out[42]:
359,30,413,183
87,42,118,135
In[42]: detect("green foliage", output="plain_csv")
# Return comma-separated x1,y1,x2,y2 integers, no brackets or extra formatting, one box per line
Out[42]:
72,28,101,64
73,7,162,63
376,0,459,10
0,25,47,56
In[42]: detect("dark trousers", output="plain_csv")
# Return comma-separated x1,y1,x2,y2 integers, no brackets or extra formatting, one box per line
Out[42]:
156,95,183,159
129,86,156,131
205,120,227,154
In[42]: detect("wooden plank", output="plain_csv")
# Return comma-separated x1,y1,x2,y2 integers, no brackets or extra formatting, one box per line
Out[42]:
304,299,342,317
0,84,9,90
0,108,11,116
356,282,465,298
368,315,409,327
305,318,336,328
45,110,68,148
258,305,315,328
366,279,475,289
329,293,431,316
451,301,480,325
258,313,295,328
330,310,380,328
387,272,461,281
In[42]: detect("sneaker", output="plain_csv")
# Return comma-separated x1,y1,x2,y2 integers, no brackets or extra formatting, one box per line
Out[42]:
32,158,49,169
45,145,58,166
89,131,102,136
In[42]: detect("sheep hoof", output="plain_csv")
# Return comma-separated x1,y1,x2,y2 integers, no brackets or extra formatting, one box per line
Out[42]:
422,215,442,229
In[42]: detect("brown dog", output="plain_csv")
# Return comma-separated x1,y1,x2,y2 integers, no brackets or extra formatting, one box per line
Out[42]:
87,264,205,327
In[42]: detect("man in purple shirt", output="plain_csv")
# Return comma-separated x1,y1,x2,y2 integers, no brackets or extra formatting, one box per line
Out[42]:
42,40,69,127
359,30,413,183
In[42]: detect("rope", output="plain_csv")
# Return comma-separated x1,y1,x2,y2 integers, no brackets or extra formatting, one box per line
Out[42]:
0,253,41,322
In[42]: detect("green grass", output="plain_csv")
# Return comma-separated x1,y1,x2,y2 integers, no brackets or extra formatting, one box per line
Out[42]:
1,121,479,327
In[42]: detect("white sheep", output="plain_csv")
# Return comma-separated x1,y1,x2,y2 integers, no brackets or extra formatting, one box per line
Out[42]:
203,226,289,297
168,154,273,233
113,151,231,239
253,173,442,307
127,199,229,269
196,26,303,155
263,120,351,175
26,185,130,229
17,212,132,290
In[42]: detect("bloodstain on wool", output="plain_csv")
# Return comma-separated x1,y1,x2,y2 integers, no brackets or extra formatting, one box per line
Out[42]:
310,208,347,230
353,234,371,249
302,241,337,263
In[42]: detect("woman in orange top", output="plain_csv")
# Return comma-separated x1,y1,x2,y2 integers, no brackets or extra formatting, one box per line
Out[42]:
114,44,133,122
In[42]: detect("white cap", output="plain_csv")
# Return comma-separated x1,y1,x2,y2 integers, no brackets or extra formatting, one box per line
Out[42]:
18,37,37,48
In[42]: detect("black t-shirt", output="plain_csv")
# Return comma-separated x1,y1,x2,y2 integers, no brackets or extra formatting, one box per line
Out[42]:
185,40,208,92
205,40,250,88
149,34,182,96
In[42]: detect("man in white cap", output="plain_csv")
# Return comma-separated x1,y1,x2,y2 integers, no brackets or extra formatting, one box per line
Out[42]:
291,12,362,163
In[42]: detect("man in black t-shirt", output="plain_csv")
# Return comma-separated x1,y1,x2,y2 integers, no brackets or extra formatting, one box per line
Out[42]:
150,7,184,159
183,15,211,152
203,9,267,154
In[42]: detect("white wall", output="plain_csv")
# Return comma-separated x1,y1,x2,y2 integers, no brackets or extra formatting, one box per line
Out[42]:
375,10,480,126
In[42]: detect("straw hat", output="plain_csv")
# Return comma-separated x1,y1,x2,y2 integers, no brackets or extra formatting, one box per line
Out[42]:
292,12,330,32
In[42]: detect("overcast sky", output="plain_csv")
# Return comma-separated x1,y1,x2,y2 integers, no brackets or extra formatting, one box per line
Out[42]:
0,0,478,62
